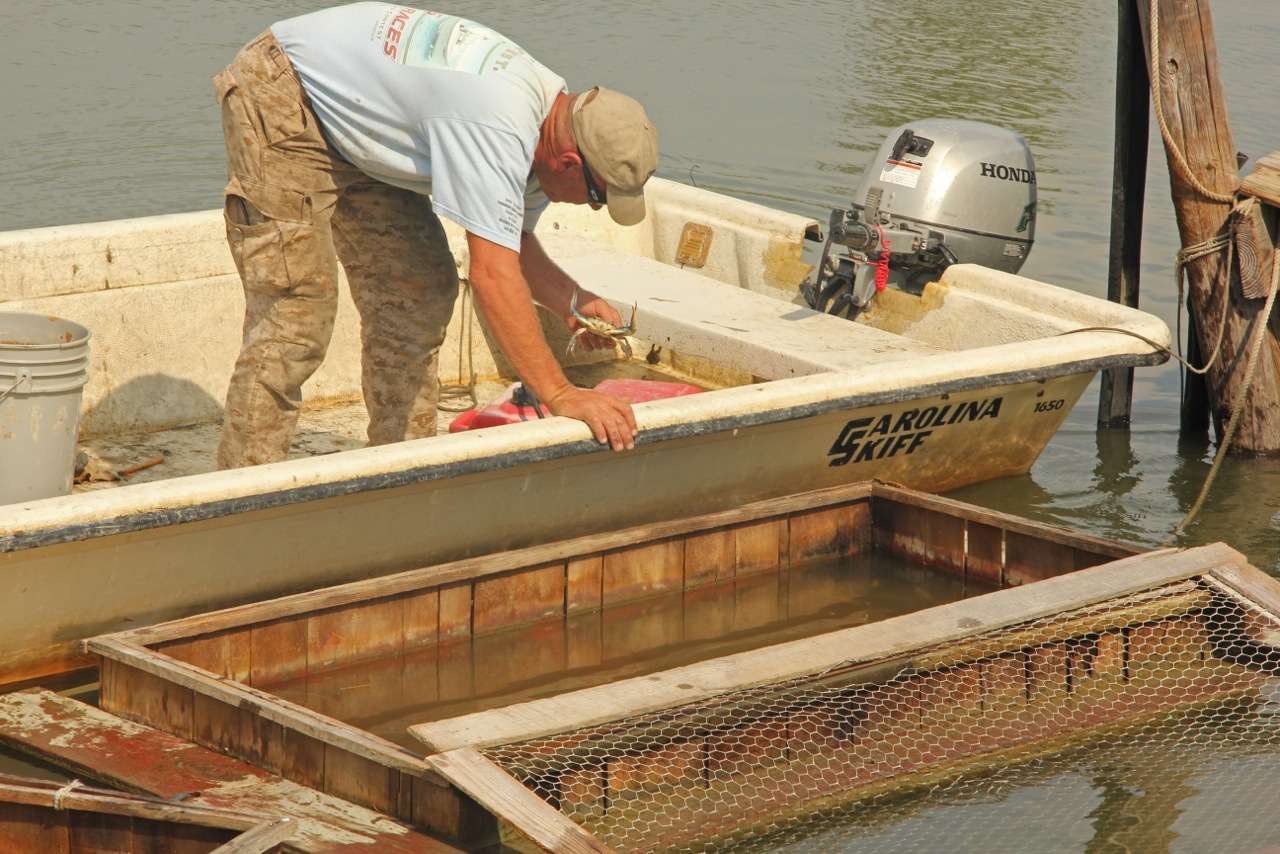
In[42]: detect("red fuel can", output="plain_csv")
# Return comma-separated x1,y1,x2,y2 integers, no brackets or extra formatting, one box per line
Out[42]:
448,379,703,433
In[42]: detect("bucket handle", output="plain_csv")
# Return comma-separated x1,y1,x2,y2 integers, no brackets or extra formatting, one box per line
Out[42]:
0,370,31,404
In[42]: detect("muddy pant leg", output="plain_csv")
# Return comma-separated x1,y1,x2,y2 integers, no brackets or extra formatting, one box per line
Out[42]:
217,199,340,468
332,185,459,445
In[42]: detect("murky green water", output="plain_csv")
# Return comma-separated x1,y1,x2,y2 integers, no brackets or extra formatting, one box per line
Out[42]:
2,0,1278,568
712,694,1280,853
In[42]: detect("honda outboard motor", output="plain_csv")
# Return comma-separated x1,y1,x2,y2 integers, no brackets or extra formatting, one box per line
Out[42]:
801,119,1037,319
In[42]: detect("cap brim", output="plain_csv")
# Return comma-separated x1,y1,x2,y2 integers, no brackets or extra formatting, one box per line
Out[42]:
606,186,646,226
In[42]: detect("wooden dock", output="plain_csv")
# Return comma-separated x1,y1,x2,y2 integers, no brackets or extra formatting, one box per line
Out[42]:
0,689,461,854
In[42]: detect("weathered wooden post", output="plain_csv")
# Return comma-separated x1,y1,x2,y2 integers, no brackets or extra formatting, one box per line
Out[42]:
1136,0,1280,453
1098,0,1151,429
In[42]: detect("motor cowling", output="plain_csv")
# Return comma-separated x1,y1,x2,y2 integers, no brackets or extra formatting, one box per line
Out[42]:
802,118,1037,318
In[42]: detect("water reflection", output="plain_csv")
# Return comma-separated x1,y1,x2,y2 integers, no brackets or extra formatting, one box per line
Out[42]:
1085,753,1197,853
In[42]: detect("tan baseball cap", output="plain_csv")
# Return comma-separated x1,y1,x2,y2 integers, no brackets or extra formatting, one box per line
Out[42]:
571,87,659,226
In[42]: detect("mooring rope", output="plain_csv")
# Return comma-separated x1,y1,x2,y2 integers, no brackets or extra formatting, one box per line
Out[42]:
51,779,83,810
438,279,480,412
1148,0,1238,204
1170,249,1280,539
1063,247,1278,541
1144,0,1275,538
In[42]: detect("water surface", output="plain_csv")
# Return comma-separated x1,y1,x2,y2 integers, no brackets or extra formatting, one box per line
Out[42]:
262,554,986,750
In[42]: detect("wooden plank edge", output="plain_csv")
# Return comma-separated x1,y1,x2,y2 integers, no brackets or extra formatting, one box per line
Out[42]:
104,482,875,648
870,482,1139,556
86,638,445,784
211,817,297,854
0,781,268,830
427,748,613,854
1205,559,1280,617
1240,152,1280,207
410,543,1240,753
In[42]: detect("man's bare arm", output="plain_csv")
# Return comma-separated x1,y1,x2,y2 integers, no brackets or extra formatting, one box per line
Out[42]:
519,231,577,318
520,232,622,350
466,231,636,450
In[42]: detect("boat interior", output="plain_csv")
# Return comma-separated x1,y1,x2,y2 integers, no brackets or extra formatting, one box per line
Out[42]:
0,178,1167,493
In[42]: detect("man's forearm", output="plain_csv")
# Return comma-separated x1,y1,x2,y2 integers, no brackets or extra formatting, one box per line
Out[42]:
519,232,577,317
468,233,573,404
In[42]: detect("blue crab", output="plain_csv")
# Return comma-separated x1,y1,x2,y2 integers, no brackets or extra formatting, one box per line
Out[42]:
567,289,637,359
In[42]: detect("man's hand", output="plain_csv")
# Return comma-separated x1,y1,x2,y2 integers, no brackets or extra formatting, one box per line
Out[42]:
564,289,624,351
467,231,638,453
545,386,637,451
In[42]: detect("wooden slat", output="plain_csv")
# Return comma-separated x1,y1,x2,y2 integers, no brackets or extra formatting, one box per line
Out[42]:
324,747,399,816
1004,531,1078,587
88,639,430,777
910,583,1211,671
873,502,966,575
965,521,1003,586
438,584,473,641
0,800,69,852
410,543,1243,752
160,628,251,682
427,748,613,854
1240,150,1280,208
308,597,405,672
210,818,295,854
0,782,261,830
107,482,876,648
1205,559,1280,617
69,810,134,853
601,539,685,605
473,563,566,634
870,483,1139,557
404,589,441,649
684,528,734,587
787,504,861,564
248,616,308,687
100,659,195,740
0,690,461,854
565,556,603,614
734,518,785,576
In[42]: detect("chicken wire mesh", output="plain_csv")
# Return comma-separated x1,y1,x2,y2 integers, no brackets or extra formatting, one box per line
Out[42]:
483,577,1280,853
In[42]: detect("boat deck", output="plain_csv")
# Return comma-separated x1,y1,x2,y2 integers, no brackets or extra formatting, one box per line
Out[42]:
74,360,696,492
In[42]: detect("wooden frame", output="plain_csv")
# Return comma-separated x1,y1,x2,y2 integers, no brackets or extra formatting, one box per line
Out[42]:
85,482,1135,850
0,773,294,853
410,544,1235,752
417,543,1280,852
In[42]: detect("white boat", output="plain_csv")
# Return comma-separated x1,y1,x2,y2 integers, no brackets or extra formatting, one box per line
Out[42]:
0,177,1167,684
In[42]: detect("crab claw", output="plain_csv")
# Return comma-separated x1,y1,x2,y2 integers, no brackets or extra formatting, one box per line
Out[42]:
569,288,589,324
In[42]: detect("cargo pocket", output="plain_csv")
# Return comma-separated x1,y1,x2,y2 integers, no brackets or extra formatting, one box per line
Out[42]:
216,69,263,185
225,203,289,299
258,101,311,152
212,68,237,104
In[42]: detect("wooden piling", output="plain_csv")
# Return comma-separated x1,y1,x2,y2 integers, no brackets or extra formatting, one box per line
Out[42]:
1137,0,1280,452
1099,0,1151,429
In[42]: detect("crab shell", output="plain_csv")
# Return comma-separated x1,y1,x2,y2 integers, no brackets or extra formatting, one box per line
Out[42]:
566,293,638,358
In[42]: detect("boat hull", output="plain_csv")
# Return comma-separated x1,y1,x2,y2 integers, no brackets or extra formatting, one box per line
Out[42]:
0,371,1088,685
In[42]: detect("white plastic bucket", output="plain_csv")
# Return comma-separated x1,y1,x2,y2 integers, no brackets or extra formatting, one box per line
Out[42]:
0,312,91,504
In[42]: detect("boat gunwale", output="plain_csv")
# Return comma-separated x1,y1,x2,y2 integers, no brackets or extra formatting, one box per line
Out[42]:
1,349,1162,554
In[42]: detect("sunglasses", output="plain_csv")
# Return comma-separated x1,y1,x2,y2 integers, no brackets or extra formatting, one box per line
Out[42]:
579,149,607,205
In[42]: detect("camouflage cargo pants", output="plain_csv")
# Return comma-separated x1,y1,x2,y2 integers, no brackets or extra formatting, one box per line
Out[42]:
213,31,459,469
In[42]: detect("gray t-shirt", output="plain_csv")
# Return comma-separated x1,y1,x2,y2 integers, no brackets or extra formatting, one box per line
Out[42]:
272,3,564,251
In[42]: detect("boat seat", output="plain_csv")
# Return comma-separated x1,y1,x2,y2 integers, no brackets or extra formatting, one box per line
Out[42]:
544,234,944,380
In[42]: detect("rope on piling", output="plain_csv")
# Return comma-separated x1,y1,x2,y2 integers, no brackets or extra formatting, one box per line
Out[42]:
1171,249,1280,540
1148,0,1238,204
